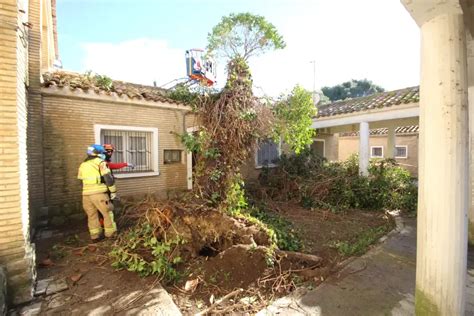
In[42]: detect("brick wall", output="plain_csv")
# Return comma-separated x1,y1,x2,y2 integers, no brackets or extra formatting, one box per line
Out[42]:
40,90,191,221
338,134,419,176
0,0,35,304
27,0,46,220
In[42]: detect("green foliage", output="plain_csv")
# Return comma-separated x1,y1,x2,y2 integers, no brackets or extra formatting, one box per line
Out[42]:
223,176,301,251
259,151,418,213
224,175,248,215
166,83,200,105
273,85,317,154
166,84,220,108
330,225,390,256
110,223,186,282
83,71,114,91
180,131,203,153
247,205,302,251
94,74,113,91
321,79,384,102
207,12,286,61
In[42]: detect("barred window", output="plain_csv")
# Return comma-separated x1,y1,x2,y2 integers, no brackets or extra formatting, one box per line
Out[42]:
164,150,182,164
96,125,159,177
256,139,280,167
395,145,408,158
370,146,384,158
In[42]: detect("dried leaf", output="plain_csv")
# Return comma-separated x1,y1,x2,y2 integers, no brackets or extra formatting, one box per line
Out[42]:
209,294,215,305
73,248,85,256
39,258,54,267
184,278,199,292
87,244,97,252
70,274,82,283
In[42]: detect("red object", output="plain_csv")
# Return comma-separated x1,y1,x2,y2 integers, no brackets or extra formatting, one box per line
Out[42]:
99,217,104,227
108,162,128,170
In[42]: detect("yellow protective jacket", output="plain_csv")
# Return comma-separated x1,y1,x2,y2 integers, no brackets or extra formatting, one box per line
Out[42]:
77,157,117,196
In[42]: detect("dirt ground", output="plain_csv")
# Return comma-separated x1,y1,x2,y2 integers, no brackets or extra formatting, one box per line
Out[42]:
23,227,172,315
25,202,393,315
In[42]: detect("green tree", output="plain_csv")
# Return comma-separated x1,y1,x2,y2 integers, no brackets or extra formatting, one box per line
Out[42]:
274,85,316,154
207,12,286,61
321,79,384,102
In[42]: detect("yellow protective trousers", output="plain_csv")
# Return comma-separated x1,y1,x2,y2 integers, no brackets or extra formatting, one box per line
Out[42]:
82,193,117,239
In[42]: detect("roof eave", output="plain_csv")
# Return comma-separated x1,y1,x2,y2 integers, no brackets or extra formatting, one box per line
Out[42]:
41,86,192,112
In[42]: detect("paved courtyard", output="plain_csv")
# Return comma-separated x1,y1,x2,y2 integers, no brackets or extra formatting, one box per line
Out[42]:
259,217,474,316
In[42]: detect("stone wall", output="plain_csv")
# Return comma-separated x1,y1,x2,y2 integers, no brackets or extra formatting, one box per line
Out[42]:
40,90,191,223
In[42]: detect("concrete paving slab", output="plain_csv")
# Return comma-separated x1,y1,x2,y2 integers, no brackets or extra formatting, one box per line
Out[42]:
34,278,53,296
45,279,68,296
260,218,417,316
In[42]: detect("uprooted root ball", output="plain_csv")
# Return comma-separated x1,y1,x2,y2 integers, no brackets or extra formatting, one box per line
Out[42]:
109,197,273,281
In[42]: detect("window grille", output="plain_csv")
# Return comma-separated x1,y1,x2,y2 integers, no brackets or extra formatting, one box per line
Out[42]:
370,146,384,158
164,150,182,164
395,146,408,158
101,129,153,173
257,139,280,167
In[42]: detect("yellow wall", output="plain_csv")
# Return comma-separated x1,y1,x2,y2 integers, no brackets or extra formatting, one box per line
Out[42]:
338,134,419,175
41,92,191,215
0,0,35,304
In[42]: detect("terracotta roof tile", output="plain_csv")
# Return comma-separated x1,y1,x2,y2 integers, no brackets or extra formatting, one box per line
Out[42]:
42,71,184,105
339,125,419,137
317,86,419,118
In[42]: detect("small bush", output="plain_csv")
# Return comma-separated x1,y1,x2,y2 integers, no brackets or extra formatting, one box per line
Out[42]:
110,223,185,282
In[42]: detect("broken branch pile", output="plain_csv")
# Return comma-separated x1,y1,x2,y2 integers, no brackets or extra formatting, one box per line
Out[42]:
254,151,418,213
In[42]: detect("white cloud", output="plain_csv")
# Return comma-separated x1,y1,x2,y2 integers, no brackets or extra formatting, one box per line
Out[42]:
81,38,186,87
79,0,420,97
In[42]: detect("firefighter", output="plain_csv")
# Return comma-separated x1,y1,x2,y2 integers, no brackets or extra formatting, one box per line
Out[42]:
103,144,135,171
77,144,117,242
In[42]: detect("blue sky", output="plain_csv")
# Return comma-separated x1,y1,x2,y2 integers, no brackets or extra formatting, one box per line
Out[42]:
57,0,420,96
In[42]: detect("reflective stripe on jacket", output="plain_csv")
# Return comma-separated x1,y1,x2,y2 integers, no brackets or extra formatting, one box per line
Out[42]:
78,157,117,195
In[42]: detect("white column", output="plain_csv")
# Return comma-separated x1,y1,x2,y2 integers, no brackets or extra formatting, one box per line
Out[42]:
416,13,468,315
467,37,474,245
359,122,369,176
386,126,396,159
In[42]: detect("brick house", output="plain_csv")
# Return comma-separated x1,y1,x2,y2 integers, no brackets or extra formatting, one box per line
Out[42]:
0,0,39,304
0,0,194,304
38,73,193,223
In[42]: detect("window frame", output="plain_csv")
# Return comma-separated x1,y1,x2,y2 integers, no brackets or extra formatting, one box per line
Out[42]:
395,145,408,159
94,124,159,178
312,138,326,158
164,149,183,164
255,138,282,169
370,146,384,158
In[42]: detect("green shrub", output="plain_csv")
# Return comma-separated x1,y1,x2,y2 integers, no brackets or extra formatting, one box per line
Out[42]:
110,223,185,282
258,151,418,213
